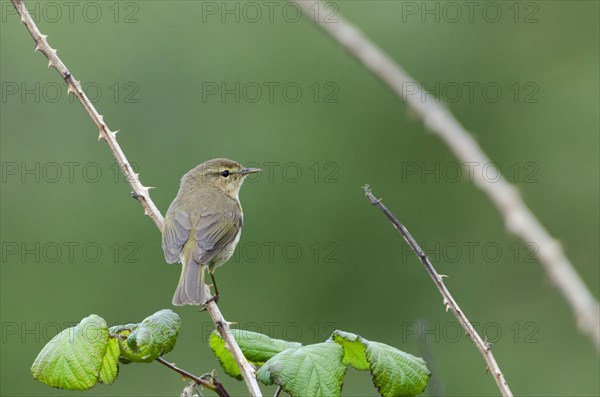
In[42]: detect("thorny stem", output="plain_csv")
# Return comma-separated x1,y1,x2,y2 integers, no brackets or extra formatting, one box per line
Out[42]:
293,0,599,352
156,357,230,397
11,1,262,395
364,185,513,397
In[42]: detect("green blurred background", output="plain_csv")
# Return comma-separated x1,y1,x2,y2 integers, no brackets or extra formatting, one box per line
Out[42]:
1,1,598,396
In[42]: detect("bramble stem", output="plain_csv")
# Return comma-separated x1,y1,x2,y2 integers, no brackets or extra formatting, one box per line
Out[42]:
364,185,513,397
294,0,599,352
156,357,230,397
11,1,262,395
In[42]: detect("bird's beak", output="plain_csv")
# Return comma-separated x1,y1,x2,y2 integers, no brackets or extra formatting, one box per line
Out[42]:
241,167,262,175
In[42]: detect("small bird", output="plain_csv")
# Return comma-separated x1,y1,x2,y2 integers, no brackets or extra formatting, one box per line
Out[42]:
162,158,261,306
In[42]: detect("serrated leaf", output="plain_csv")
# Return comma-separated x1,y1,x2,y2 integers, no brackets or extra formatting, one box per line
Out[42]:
331,330,430,396
31,314,110,390
256,342,346,397
209,329,301,380
98,337,119,384
330,330,369,370
118,309,181,363
231,329,302,363
209,332,242,380
366,341,430,397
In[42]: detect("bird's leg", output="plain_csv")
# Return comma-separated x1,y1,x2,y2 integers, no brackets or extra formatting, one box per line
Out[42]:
205,272,220,304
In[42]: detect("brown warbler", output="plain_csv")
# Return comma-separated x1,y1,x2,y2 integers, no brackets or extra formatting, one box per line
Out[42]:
162,158,261,305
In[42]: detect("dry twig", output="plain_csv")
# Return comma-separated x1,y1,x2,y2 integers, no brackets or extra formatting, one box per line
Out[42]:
156,357,230,397
364,185,513,397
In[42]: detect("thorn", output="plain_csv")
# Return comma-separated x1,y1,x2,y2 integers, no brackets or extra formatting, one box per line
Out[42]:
134,184,155,193
141,186,152,196
226,321,238,326
442,299,450,312
67,85,75,95
368,195,383,205
47,59,53,68
97,115,105,124
106,130,117,140
439,274,449,278
34,43,42,52
97,131,105,142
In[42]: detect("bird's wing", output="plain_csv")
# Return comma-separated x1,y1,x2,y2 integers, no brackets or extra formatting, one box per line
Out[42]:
162,209,192,263
192,208,243,265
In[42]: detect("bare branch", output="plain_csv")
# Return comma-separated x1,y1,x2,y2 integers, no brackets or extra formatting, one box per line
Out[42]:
293,0,599,351
156,357,230,397
10,0,163,229
364,185,513,397
11,0,263,395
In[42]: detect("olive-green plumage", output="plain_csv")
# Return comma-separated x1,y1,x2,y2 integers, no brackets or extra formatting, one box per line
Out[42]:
162,158,261,305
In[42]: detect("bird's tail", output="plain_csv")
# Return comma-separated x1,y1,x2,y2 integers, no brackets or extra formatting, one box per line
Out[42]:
172,253,208,306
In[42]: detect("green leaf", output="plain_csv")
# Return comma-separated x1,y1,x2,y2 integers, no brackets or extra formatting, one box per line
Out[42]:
108,323,135,364
210,327,429,396
209,332,242,380
209,329,301,380
98,337,120,384
108,323,138,335
256,342,347,397
331,330,430,396
31,314,111,390
231,329,302,363
115,309,181,363
366,341,430,397
330,330,369,370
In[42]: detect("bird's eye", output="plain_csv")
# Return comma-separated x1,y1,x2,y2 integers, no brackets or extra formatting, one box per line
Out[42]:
221,170,230,177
